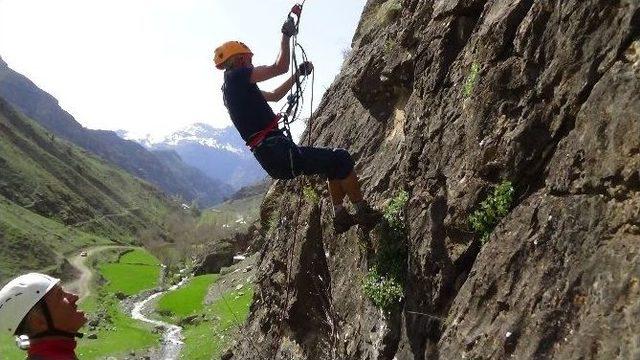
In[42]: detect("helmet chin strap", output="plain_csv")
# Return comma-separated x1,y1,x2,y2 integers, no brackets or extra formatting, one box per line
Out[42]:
29,301,83,340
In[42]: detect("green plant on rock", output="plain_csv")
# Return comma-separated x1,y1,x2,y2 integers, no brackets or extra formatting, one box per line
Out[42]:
376,0,403,26
463,62,480,97
362,190,409,311
383,190,409,234
384,38,397,54
469,181,515,243
267,210,280,235
362,265,404,310
303,186,320,204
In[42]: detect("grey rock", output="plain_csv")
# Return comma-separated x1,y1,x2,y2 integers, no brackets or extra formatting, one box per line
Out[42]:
230,0,640,359
179,315,201,326
193,240,234,275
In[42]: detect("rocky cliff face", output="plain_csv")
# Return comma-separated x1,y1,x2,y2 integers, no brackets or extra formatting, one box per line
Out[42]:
230,0,639,359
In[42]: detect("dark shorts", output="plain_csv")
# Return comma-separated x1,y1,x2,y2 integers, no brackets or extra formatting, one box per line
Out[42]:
253,134,354,180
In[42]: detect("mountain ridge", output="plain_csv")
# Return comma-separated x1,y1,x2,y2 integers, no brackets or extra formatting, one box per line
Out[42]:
0,95,176,283
0,59,232,206
121,123,266,190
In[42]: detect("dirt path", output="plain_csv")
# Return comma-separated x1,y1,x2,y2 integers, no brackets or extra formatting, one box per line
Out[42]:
64,245,130,300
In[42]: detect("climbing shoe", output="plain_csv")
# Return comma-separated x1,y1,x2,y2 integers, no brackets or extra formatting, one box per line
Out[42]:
354,202,382,233
333,208,357,234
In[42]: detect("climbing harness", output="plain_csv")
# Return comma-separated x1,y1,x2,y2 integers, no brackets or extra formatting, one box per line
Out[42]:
247,114,281,150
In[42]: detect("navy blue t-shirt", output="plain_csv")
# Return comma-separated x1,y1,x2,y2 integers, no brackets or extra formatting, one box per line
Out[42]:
223,67,276,142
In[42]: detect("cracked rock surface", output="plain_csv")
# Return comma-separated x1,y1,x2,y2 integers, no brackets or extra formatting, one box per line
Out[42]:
228,0,640,359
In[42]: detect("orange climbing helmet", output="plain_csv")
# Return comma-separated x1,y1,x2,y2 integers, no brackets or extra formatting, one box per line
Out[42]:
214,41,253,69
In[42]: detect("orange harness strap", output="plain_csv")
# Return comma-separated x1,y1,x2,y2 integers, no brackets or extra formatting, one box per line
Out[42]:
247,115,281,150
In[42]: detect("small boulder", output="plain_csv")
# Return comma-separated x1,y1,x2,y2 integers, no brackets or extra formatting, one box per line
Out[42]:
194,241,234,275
221,349,234,360
179,315,201,326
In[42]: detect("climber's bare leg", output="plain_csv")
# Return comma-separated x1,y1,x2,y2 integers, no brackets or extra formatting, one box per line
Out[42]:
328,179,346,206
341,171,364,204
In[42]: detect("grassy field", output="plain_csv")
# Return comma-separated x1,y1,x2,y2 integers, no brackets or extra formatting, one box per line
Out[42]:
157,274,219,321
76,292,159,359
77,248,161,358
118,249,162,266
153,270,254,360
180,288,254,360
98,249,161,296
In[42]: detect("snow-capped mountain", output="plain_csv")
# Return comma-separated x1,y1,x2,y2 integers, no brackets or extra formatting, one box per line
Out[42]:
161,123,246,156
120,123,266,190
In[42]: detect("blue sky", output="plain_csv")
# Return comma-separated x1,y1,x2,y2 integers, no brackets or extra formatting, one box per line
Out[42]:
0,0,366,138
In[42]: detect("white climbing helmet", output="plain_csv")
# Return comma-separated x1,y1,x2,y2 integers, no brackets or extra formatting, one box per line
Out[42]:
0,273,60,336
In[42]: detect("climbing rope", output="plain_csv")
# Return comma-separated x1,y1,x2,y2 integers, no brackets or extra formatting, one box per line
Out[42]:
218,4,315,356
278,0,314,143
219,293,267,359
270,2,331,359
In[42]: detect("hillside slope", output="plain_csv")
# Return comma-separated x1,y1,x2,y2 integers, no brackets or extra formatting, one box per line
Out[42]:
0,97,175,283
230,0,640,359
0,58,231,206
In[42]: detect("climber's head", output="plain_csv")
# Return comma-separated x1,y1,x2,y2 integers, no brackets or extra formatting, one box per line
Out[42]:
0,273,86,340
214,41,254,70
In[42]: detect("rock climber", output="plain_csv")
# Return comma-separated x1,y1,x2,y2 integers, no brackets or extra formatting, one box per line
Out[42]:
0,273,86,359
214,5,381,234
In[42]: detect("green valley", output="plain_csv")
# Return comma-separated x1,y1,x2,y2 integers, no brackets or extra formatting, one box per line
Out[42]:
0,64,264,360
99,249,161,296
0,96,175,284
77,248,162,359
154,258,256,359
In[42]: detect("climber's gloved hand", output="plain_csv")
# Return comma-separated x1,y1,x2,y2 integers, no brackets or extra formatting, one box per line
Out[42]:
290,4,302,17
282,16,298,38
297,61,314,77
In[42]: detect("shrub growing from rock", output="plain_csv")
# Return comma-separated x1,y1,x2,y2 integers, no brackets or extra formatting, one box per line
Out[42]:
469,181,515,243
362,190,409,311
